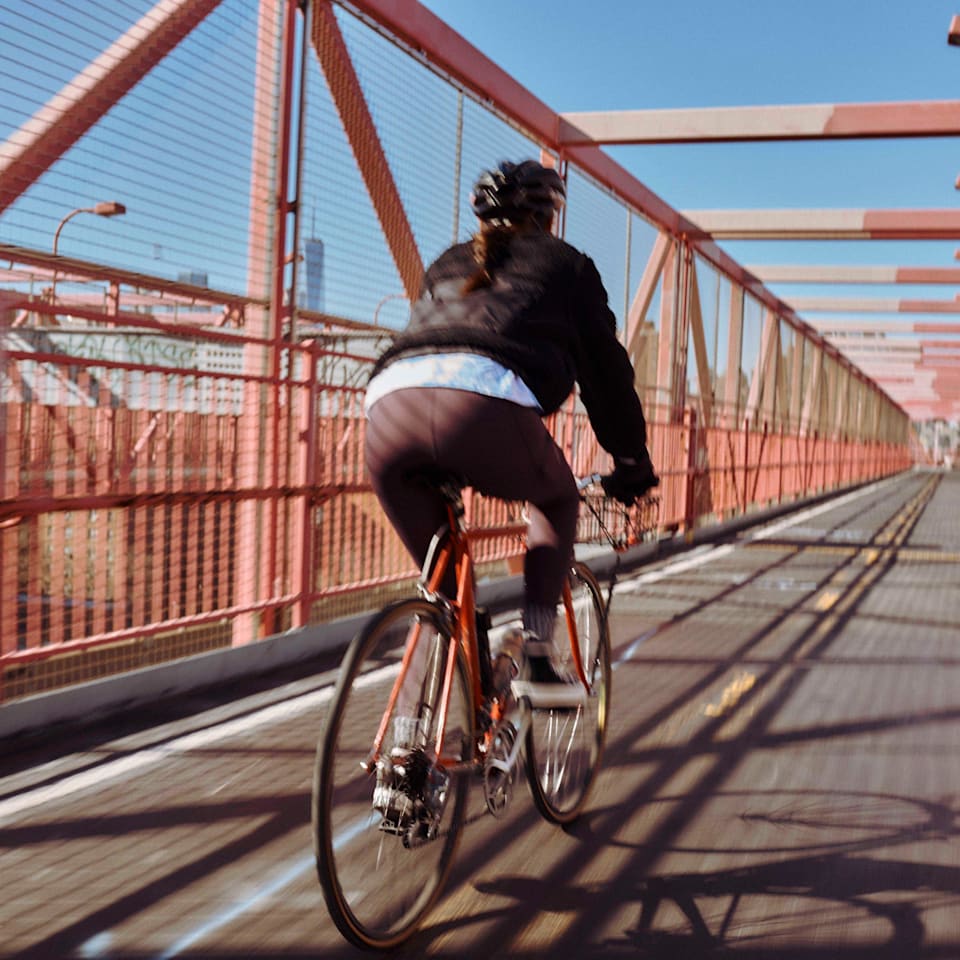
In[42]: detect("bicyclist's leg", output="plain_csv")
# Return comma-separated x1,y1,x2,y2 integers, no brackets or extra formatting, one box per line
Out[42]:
458,408,578,641
365,389,455,593
434,394,582,692
365,387,579,622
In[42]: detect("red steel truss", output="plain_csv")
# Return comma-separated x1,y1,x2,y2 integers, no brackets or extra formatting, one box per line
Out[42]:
0,0,913,702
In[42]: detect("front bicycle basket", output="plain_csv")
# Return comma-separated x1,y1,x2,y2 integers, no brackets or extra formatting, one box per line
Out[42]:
577,493,660,550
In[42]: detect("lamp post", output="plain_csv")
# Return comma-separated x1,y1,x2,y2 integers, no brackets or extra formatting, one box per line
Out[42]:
949,14,960,45
372,292,407,326
51,201,126,306
951,18,960,197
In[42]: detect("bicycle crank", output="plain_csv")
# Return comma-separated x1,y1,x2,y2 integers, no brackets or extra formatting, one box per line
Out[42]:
483,714,528,816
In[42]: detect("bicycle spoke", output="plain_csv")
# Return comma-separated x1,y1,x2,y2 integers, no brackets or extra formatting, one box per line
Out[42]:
524,563,610,824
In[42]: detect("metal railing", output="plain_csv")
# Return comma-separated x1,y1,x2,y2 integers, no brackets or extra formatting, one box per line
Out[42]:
0,0,912,703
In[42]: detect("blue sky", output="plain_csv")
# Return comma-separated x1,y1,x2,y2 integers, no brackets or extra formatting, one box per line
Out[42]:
419,1,960,282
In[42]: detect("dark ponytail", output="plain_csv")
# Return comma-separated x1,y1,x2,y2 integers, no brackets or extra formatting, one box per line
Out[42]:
461,222,514,293
461,214,547,294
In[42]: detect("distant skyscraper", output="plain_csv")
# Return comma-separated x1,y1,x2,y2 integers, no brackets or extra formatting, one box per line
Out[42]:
303,238,324,312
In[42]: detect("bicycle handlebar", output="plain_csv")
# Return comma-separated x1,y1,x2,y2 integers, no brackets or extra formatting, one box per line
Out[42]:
576,473,604,493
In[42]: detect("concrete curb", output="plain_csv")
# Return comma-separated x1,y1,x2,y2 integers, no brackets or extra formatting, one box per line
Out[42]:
0,472,910,742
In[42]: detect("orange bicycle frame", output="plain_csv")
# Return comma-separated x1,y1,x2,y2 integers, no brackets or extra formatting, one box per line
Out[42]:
367,498,486,767
367,495,592,770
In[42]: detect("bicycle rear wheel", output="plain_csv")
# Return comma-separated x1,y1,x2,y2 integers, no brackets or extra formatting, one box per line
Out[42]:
523,562,610,824
312,598,474,950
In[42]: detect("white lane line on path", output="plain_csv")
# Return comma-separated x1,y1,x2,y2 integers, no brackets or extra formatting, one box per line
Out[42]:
0,660,408,826
146,810,378,959
612,627,658,670
147,809,377,959
615,544,737,591
746,476,895,542
151,853,315,960
0,684,336,825
615,474,897,597
78,932,113,958
606,477,901,665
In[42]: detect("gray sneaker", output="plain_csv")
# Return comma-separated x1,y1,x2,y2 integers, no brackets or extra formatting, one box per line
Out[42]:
511,635,588,710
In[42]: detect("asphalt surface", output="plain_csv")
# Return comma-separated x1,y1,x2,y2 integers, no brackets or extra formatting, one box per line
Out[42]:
2,468,959,959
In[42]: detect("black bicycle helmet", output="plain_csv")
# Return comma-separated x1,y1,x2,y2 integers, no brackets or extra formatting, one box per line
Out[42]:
470,159,565,224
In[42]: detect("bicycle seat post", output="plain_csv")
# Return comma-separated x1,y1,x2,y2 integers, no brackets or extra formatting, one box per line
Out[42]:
416,475,468,615
438,479,465,522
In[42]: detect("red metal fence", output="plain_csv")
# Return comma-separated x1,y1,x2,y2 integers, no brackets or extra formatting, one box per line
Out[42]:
0,269,909,702
0,0,912,703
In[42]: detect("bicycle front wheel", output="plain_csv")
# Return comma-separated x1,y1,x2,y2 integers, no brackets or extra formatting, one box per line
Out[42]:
312,598,474,950
524,562,611,824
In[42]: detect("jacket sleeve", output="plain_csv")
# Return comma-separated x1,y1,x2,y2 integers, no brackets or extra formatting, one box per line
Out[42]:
573,254,649,458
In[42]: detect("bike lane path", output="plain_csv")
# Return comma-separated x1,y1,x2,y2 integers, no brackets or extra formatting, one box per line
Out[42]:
3,470,958,959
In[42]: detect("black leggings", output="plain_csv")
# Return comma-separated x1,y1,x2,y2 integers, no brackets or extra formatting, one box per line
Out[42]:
364,387,579,608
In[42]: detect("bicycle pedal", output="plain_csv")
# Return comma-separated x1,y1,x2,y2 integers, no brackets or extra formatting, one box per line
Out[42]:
511,678,588,710
483,719,518,817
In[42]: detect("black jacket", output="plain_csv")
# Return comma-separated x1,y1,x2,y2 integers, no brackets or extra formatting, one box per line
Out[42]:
371,232,648,459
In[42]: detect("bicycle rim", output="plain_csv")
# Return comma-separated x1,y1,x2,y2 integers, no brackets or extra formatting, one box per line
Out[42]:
312,598,474,949
524,563,610,824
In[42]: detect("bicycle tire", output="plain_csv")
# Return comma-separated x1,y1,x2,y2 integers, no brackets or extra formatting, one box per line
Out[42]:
312,598,474,950
523,562,611,824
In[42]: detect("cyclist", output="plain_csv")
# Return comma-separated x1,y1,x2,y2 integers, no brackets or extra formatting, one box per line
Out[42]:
364,159,658,700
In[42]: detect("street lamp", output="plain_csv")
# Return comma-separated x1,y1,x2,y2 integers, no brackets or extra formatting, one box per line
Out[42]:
950,19,960,195
949,14,960,45
372,292,407,326
51,200,127,306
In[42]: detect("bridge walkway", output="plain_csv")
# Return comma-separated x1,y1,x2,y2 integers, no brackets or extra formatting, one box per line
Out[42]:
1,469,958,958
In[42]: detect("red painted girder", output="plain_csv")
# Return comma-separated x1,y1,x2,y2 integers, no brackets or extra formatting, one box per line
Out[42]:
0,0,223,215
684,209,960,240
790,297,960,313
916,322,960,333
345,0,904,410
311,0,423,299
245,0,284,305
747,265,960,285
0,243,256,305
346,2,691,236
558,100,960,145
830,340,922,352
814,319,960,334
836,356,948,371
342,0,556,147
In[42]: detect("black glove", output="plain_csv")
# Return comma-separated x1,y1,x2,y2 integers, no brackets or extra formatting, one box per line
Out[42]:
601,455,659,506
